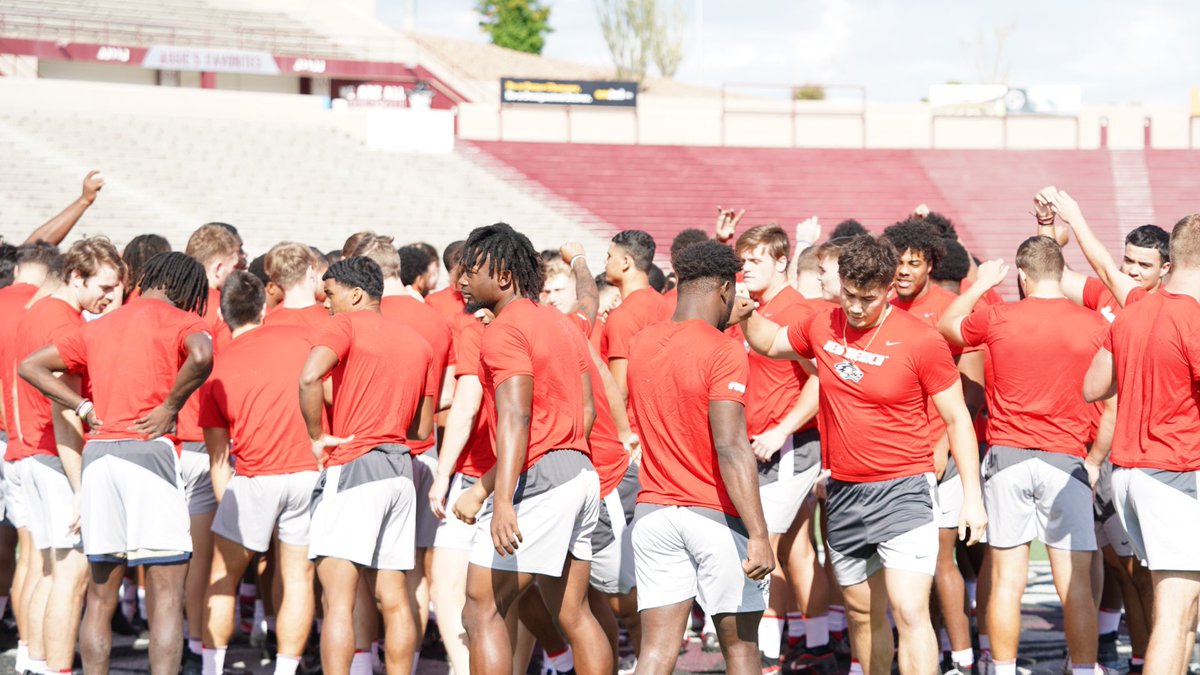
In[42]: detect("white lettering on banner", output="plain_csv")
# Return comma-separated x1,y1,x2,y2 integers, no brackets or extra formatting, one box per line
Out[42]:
96,46,130,63
292,58,326,74
141,46,280,75
822,340,887,367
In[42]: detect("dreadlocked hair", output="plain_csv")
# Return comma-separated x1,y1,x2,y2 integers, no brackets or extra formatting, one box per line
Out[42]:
138,252,209,315
461,223,544,300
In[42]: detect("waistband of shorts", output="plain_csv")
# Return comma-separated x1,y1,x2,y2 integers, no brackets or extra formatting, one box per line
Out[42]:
633,502,748,538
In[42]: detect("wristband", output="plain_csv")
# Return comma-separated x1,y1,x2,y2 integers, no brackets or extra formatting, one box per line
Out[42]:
1036,216,1055,225
569,254,586,267
75,399,94,419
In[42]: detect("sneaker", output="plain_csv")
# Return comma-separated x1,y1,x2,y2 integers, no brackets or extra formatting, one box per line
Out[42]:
785,647,837,674
830,632,851,659
616,654,637,675
762,655,783,675
944,666,975,675
977,651,994,675
1098,632,1120,667
181,649,202,675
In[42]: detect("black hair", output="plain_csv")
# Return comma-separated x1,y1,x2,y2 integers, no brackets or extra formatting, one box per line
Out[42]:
138,252,209,314
16,241,59,268
0,243,18,288
923,212,958,240
648,264,667,293
673,240,742,289
323,256,384,300
123,234,172,292
594,272,612,289
325,250,344,265
1125,224,1170,264
220,270,265,330
612,230,657,273
461,223,543,300
443,240,466,271
669,228,709,267
412,242,439,268
398,244,434,287
830,219,869,240
539,249,559,265
247,254,270,286
882,219,945,270
931,238,970,283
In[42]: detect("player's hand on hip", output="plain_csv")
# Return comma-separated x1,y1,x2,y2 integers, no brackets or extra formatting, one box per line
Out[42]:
742,536,776,581
309,434,354,470
129,404,178,440
958,497,988,546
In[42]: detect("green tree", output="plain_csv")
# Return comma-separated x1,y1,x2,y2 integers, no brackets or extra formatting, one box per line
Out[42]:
476,0,553,55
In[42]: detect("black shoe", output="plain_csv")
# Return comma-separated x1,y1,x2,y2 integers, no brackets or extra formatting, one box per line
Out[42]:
181,648,202,675
1098,631,1121,669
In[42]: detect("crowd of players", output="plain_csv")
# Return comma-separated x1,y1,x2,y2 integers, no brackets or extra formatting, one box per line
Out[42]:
0,171,1192,675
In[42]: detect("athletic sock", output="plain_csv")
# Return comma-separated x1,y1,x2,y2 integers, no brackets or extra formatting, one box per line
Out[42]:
122,581,138,620
370,640,383,672
758,616,784,660
545,647,574,672
28,659,46,675
349,651,372,675
274,655,301,675
15,642,28,674
137,586,147,622
994,660,1017,675
188,639,203,656
202,648,227,675
786,612,806,647
1097,608,1122,636
1072,664,1097,675
952,648,975,669
829,605,847,632
804,615,829,649
848,659,864,675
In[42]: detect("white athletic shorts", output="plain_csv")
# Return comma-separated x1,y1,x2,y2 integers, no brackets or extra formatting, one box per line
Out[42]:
4,457,28,530
1112,466,1200,571
758,428,822,535
590,488,636,595
411,451,439,549
632,503,769,615
309,445,415,571
470,450,600,577
433,472,478,551
26,454,81,551
180,442,218,516
982,446,1096,551
0,433,8,523
212,471,319,552
825,473,939,587
936,473,964,530
81,438,192,565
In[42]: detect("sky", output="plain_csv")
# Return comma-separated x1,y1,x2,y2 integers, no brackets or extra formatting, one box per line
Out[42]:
379,0,1196,106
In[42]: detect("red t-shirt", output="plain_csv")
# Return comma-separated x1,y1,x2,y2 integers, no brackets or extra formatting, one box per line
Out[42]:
960,277,1004,308
315,310,437,467
0,283,38,437
12,298,85,458
564,312,629,497
601,287,672,361
892,283,962,450
426,286,466,322
197,325,319,476
55,297,209,446
730,286,821,437
479,299,589,472
381,295,455,455
787,305,960,482
629,320,750,515
960,297,1107,455
174,287,235,442
263,304,332,332
202,287,233,351
1105,289,1200,470
452,314,495,477
1082,276,1123,323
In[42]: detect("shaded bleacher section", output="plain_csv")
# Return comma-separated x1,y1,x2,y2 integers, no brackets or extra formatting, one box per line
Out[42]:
469,141,1138,297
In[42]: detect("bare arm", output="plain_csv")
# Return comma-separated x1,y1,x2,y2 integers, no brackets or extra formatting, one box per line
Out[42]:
750,375,818,463
23,171,104,245
608,358,630,408
581,370,595,440
1083,348,1117,403
204,427,233,501
437,366,456,412
1085,396,1117,487
931,382,987,544
429,375,483,519
939,259,1008,347
299,345,351,466
490,375,533,556
710,399,775,580
1047,188,1138,306
562,242,599,324
407,395,436,442
19,346,90,420
49,374,85,493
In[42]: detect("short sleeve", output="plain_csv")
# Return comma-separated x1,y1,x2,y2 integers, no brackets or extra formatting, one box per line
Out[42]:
706,338,750,403
314,314,354,363
602,310,637,360
785,309,820,359
958,306,993,347
916,329,960,397
1101,323,1114,352
196,380,228,430
481,319,532,387
54,326,88,375
455,322,484,380
1082,277,1104,311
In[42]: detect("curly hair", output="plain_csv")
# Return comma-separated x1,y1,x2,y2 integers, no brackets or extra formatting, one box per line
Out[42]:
669,228,709,268
838,236,899,290
882,219,945,270
674,240,742,289
931,238,970,283
830,219,868,240
323,256,384,301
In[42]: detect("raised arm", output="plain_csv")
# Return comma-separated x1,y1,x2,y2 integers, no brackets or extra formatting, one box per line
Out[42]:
1043,187,1138,306
561,242,599,324
24,171,105,245
939,259,1008,347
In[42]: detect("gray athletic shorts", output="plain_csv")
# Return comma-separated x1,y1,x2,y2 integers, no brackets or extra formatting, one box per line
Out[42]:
470,450,600,576
212,471,319,552
1112,466,1200,571
632,503,769,615
26,454,81,551
759,429,822,534
308,445,415,571
982,446,1096,551
590,487,636,595
81,438,192,565
411,451,439,549
180,442,217,516
826,473,939,587
4,456,28,530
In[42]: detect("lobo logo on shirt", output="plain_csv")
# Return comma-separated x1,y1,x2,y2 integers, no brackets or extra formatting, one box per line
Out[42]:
821,340,887,366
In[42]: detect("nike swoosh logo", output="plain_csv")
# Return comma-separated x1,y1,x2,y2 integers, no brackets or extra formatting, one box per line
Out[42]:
886,341,902,346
